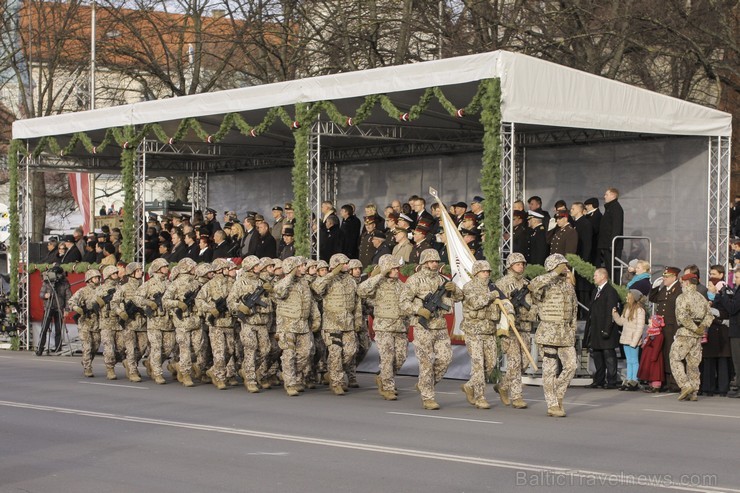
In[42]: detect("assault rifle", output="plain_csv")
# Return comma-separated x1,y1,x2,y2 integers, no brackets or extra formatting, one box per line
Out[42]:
175,290,199,321
508,286,531,311
144,291,164,317
418,274,456,330
119,300,147,328
235,287,268,323
91,288,115,314
207,297,229,325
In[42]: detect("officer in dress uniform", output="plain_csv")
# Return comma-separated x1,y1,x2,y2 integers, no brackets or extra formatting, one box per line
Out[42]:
527,211,548,265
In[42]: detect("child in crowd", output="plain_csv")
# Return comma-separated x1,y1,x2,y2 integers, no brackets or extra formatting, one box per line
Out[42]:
612,289,646,391
638,315,665,392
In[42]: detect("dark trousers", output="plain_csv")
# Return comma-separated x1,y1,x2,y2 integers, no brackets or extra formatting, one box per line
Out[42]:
731,338,740,388
40,311,63,352
701,357,731,394
591,348,618,386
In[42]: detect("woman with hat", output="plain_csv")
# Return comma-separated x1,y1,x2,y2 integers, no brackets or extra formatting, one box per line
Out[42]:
612,289,646,390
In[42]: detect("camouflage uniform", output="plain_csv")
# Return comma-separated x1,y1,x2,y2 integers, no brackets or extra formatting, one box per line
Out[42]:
273,257,320,395
357,255,407,399
399,250,463,408
133,259,175,384
347,259,370,388
260,258,282,387
671,282,713,398
110,264,146,381
95,266,126,379
68,270,101,376
163,262,204,385
227,256,273,391
196,262,236,388
308,261,329,386
529,254,577,417
495,253,537,407
460,262,500,408
311,254,362,393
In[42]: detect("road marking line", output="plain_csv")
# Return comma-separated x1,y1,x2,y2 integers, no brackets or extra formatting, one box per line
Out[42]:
0,399,736,493
79,381,149,390
397,388,456,395
387,411,502,424
643,409,740,419
246,452,289,456
526,398,599,407
652,393,679,398
0,355,78,364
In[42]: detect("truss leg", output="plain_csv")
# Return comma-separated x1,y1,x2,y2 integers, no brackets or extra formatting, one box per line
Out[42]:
707,136,731,274
17,149,31,350
500,122,515,263
135,143,147,269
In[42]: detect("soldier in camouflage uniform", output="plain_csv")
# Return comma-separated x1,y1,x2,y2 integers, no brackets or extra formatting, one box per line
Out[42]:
307,260,329,387
162,258,203,387
273,257,321,396
95,265,124,380
311,253,362,395
528,253,577,417
196,258,236,390
133,258,174,385
193,263,216,383
228,256,274,393
495,252,536,409
460,260,500,409
68,270,102,377
357,254,407,400
399,249,463,410
111,262,146,382
671,273,714,401
347,258,370,388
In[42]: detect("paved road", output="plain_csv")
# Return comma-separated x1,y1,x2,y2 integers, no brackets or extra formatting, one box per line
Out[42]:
0,352,738,493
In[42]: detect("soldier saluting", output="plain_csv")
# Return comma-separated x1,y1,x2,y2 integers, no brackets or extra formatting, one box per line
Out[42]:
399,249,463,410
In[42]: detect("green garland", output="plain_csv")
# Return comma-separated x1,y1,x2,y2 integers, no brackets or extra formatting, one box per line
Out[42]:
479,79,503,273
567,254,627,301
292,103,310,257
119,127,136,262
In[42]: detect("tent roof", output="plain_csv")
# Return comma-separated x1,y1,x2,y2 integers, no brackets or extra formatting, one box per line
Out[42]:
12,50,732,142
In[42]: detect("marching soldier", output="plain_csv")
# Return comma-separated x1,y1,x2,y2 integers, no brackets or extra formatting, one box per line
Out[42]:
347,258,369,388
528,253,577,417
671,273,714,401
193,263,216,383
68,269,102,377
95,265,124,380
196,258,237,390
228,256,274,393
311,253,362,395
460,260,501,409
273,257,321,396
163,258,202,387
111,262,146,382
495,252,536,409
357,254,407,400
260,257,282,389
399,249,463,410
134,258,174,385
308,259,330,386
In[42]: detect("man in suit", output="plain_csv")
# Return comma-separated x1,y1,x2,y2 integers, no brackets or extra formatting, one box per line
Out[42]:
339,204,361,259
212,230,232,259
584,197,602,264
527,196,550,227
319,215,342,262
271,206,285,242
60,235,82,263
241,216,258,257
254,221,277,259
169,228,188,262
649,266,683,391
184,231,199,261
597,188,624,272
571,201,594,317
511,210,530,259
585,268,621,389
204,208,221,238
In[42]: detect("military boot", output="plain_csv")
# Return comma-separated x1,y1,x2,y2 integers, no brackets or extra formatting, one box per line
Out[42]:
321,373,331,385
106,368,117,380
511,398,528,409
83,368,94,378
227,376,239,387
331,384,345,396
181,374,194,387
498,387,511,406
348,376,359,388
192,363,202,379
422,399,440,410
475,398,491,409
689,392,698,401
143,359,153,378
214,378,227,390
558,398,564,412
128,371,142,383
547,406,566,417
154,375,166,385
175,363,184,383
381,389,398,401
238,368,246,381
285,386,299,396
260,379,272,390
122,360,130,374
201,374,212,384
678,387,694,401
167,361,177,378
245,382,261,393
461,383,476,406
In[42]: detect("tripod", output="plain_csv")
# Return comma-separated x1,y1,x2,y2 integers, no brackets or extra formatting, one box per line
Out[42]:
35,280,73,356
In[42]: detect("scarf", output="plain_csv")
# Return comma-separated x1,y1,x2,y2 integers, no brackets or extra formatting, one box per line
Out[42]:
627,272,651,289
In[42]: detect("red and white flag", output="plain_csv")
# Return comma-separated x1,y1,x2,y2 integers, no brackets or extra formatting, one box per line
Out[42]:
68,173,91,233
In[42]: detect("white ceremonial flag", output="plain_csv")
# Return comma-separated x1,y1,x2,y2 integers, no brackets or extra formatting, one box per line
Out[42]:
429,187,476,342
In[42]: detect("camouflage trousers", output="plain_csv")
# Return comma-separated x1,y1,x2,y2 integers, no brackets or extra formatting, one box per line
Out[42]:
670,335,702,392
347,329,370,382
176,328,206,377
540,345,576,408
233,327,244,371
499,332,532,400
209,327,235,382
127,330,150,372
323,330,358,387
413,328,452,401
279,332,313,388
79,329,101,372
240,324,271,384
464,333,497,401
148,330,177,378
308,331,327,384
262,323,282,381
101,328,132,369
375,331,408,393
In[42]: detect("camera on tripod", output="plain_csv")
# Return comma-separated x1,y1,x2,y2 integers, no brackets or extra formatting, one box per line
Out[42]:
0,292,20,335
41,266,65,284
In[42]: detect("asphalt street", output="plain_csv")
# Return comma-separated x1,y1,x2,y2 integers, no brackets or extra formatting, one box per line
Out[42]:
0,351,738,493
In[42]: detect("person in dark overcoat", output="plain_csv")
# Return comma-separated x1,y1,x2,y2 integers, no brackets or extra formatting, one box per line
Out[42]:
585,268,621,388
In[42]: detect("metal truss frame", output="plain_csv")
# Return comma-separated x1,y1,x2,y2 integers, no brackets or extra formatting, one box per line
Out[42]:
518,128,654,148
190,172,208,214
135,142,147,271
500,122,515,260
308,120,337,259
707,135,731,275
16,148,32,350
